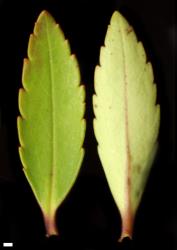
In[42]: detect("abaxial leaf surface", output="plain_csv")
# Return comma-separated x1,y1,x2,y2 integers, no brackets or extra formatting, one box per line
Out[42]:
93,11,160,240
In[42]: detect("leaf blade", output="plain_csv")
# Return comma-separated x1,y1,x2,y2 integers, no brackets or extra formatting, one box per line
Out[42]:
93,11,160,240
17,10,85,236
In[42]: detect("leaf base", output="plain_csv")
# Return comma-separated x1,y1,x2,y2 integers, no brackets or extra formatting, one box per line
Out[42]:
43,213,58,237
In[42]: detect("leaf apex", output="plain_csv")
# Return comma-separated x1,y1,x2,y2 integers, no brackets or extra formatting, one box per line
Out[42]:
37,10,53,23
111,11,122,24
34,10,56,37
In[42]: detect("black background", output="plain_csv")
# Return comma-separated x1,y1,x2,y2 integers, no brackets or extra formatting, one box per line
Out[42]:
0,0,176,249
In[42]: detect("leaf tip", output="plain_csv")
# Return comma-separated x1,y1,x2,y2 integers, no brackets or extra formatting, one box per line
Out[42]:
37,10,53,23
34,10,56,37
111,11,119,19
110,10,131,34
110,11,122,24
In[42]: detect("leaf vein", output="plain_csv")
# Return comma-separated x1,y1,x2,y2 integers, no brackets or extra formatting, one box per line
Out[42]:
119,19,132,224
45,15,56,216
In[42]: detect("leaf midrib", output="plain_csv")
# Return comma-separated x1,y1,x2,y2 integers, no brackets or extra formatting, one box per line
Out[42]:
45,15,56,216
119,19,131,217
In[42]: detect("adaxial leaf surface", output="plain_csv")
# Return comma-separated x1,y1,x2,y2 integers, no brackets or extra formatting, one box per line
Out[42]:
17,11,85,236
93,11,160,240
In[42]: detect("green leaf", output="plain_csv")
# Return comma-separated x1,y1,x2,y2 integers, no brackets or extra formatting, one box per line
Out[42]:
17,11,85,236
93,11,160,240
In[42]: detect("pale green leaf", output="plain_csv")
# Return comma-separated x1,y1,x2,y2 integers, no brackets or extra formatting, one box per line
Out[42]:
17,11,85,236
93,11,160,240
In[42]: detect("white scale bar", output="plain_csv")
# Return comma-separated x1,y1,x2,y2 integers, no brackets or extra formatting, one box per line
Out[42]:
3,243,13,247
